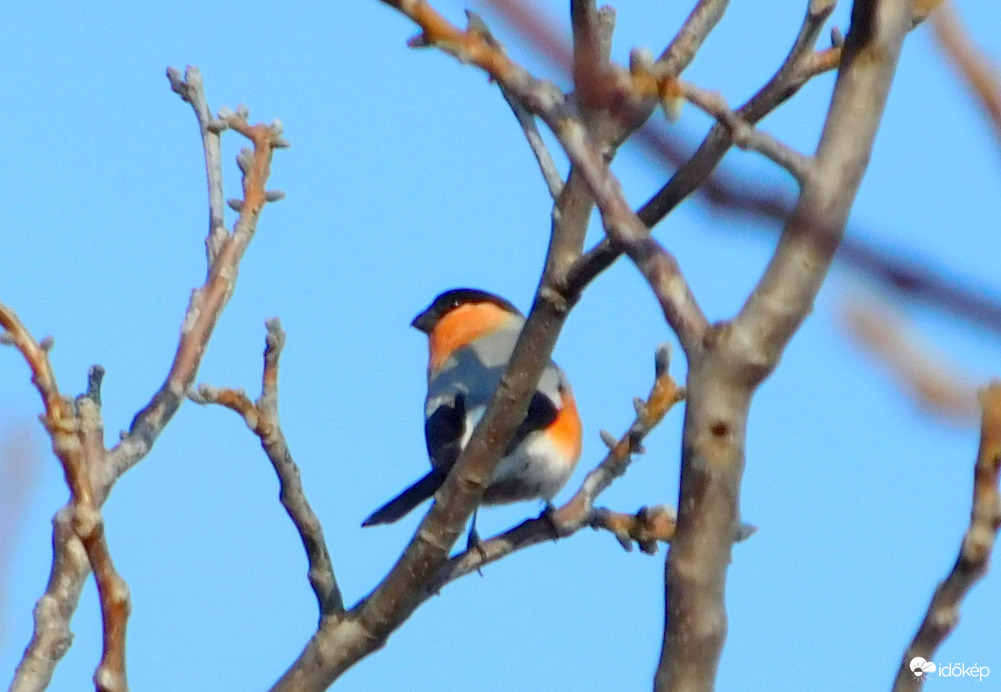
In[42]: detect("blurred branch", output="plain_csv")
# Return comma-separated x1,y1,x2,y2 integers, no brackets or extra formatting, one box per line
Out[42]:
567,0,837,296
893,381,1001,691
489,0,1001,338
657,0,731,77
9,67,286,692
191,319,342,619
842,299,977,422
933,2,1001,147
1,307,130,692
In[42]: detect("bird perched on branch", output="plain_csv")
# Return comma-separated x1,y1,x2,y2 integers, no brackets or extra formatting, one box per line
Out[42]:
362,288,582,546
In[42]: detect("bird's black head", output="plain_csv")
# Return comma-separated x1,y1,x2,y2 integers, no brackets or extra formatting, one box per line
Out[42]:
410,288,521,333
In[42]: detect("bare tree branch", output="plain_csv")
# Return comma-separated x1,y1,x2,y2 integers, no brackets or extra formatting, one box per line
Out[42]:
675,80,815,183
933,2,1001,149
893,381,1001,691
657,0,731,78
105,71,286,487
567,0,837,296
499,86,564,198
651,2,917,690
192,319,343,619
9,67,286,692
166,66,227,266
0,307,131,692
842,299,977,422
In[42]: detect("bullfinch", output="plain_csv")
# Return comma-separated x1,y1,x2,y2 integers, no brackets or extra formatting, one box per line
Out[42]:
362,288,583,544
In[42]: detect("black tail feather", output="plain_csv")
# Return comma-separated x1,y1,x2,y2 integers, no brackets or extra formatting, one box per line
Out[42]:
361,467,449,526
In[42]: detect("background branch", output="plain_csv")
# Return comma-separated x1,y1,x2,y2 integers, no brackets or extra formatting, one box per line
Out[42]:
842,299,977,422
933,2,1001,147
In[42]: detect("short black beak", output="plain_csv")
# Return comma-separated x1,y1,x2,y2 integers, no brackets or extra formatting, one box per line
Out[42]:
411,309,435,334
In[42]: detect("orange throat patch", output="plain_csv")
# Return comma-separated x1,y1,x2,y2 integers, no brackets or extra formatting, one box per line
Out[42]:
427,303,517,372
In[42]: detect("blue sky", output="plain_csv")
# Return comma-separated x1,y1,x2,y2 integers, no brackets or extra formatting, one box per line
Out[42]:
2,1,1000,690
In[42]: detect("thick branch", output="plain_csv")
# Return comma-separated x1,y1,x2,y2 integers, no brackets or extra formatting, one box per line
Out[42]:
734,0,914,371
893,381,1001,691
656,3,916,691
192,319,342,618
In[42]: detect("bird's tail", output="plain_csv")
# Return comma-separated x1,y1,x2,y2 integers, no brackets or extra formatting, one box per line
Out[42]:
361,467,449,526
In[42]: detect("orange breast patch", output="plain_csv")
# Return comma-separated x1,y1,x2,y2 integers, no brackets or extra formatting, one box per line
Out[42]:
549,385,583,462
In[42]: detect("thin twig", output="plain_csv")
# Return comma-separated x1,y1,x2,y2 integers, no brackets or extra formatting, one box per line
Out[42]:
657,0,731,77
676,81,815,183
106,72,286,484
499,87,564,198
191,319,343,618
166,66,227,267
893,381,1001,691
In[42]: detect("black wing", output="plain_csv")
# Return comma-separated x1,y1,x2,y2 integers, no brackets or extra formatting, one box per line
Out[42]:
505,391,558,455
425,391,466,470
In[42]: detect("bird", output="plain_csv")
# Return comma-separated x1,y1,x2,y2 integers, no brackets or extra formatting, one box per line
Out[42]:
362,288,583,547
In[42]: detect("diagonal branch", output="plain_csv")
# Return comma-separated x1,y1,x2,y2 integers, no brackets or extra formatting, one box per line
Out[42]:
106,70,286,486
566,0,836,296
426,344,686,590
842,299,977,422
933,2,1001,148
191,319,343,619
499,86,564,199
893,381,1001,691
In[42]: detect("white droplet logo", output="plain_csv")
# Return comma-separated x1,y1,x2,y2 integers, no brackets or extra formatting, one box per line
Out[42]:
910,657,936,677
